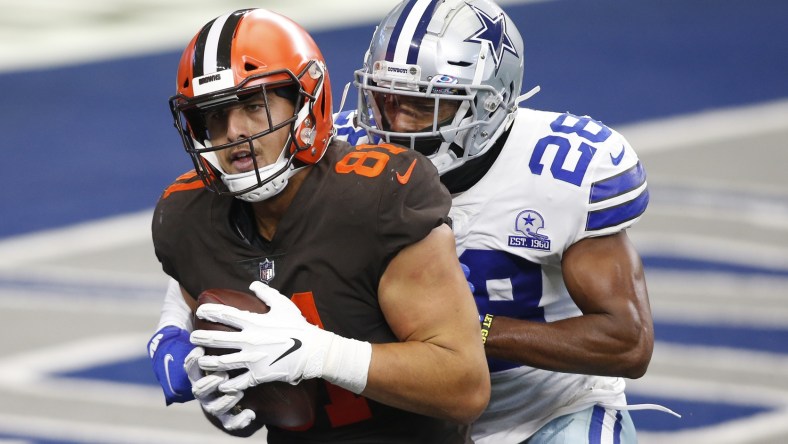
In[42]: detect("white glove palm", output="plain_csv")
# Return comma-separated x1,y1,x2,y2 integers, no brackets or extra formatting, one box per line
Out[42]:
184,347,255,431
190,281,335,393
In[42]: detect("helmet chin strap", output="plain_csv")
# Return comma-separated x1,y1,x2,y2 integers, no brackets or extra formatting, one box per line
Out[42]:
336,81,352,117
516,85,541,105
194,135,299,203
226,142,299,203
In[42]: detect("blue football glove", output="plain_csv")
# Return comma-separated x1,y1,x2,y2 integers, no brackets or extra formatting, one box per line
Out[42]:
461,262,475,293
148,325,196,405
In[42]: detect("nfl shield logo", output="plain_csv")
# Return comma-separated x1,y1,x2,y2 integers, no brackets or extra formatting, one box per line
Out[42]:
259,259,275,284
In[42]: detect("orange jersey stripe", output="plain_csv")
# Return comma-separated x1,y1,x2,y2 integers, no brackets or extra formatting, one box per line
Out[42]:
161,170,205,199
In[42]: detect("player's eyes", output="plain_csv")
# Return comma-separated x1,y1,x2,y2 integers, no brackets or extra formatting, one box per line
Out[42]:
205,110,226,122
245,103,265,112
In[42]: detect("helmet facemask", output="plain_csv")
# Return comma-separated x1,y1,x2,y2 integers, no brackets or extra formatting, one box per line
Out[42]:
170,63,327,202
353,0,525,175
169,9,334,202
355,61,499,174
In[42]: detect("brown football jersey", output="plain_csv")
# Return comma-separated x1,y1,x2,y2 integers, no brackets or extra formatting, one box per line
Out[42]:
152,140,468,443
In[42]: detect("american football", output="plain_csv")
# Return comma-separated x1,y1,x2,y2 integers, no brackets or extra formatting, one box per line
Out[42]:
195,288,319,433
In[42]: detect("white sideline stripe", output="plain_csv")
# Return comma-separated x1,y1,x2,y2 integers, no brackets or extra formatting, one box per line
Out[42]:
0,209,152,268
647,204,788,232
0,99,785,268
621,98,788,153
631,231,788,269
0,413,241,444
0,0,400,72
649,343,788,399
0,332,150,377
630,372,788,444
0,378,163,411
0,0,549,72
0,333,166,409
0,293,162,315
626,373,788,410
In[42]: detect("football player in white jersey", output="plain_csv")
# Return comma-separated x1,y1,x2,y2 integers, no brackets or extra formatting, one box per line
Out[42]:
335,0,676,442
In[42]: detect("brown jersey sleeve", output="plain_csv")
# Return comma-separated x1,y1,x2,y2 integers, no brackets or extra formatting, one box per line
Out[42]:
370,143,452,265
151,172,201,283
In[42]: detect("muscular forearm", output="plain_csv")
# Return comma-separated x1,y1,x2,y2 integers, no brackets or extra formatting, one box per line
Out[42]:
363,340,490,424
484,313,652,378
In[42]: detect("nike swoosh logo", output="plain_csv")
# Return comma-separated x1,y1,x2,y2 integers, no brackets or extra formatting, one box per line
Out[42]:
164,354,181,395
610,144,626,165
270,338,302,366
396,159,418,185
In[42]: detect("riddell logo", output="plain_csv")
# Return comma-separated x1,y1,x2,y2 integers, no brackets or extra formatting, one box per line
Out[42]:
387,67,408,74
198,74,222,85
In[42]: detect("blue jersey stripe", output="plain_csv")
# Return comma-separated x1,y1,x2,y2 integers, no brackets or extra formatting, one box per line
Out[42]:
334,110,354,125
589,405,605,444
614,410,623,444
407,0,442,64
589,161,647,204
386,0,418,61
336,126,369,146
586,188,649,231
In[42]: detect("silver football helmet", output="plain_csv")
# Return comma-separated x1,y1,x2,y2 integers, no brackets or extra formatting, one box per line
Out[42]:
354,0,525,174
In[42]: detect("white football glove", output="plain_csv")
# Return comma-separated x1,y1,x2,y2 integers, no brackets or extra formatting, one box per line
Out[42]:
184,346,256,431
190,281,372,394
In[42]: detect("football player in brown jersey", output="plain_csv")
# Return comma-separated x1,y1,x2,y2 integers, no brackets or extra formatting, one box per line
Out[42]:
147,8,489,444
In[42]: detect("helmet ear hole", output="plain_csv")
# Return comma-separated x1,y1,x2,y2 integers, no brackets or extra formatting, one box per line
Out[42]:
319,91,327,116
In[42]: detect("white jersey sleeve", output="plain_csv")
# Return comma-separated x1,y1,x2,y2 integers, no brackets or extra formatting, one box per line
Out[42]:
452,108,648,268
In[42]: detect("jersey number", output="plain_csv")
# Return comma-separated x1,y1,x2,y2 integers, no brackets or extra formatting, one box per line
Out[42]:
335,143,406,178
291,292,373,427
459,250,544,321
460,249,545,372
528,113,611,186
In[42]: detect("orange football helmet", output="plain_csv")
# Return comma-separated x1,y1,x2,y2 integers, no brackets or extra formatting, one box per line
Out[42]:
169,9,333,202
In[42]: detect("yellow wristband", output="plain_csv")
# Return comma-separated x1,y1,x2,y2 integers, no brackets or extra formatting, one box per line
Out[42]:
480,313,494,344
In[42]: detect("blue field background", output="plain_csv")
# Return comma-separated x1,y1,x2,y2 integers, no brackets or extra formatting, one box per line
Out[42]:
2,0,786,238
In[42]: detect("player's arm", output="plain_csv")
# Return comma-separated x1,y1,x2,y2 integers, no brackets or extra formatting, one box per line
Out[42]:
482,231,654,378
147,279,196,404
364,223,490,424
190,224,490,424
148,280,256,429
149,281,258,432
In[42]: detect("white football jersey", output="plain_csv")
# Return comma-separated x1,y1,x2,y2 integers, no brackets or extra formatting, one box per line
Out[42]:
334,108,649,443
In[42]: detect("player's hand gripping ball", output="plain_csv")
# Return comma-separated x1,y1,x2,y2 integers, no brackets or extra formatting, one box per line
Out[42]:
193,288,319,432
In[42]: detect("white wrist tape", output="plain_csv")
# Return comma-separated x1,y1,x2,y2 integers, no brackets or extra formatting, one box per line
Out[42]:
303,329,371,394
157,278,193,331
322,334,372,394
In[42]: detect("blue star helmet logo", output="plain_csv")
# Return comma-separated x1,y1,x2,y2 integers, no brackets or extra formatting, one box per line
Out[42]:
464,4,519,72
515,209,548,241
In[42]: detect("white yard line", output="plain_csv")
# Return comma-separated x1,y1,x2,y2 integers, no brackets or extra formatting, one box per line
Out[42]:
0,412,245,444
0,0,551,72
